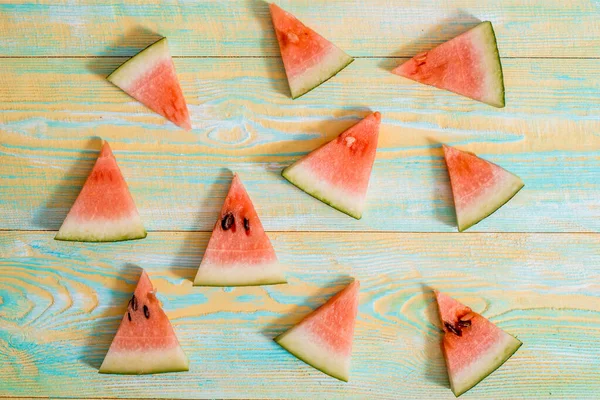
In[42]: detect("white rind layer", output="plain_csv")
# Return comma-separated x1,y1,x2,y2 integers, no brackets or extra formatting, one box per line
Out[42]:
107,38,170,92
276,324,350,382
469,22,505,108
450,331,522,396
193,261,286,287
283,162,364,219
99,346,189,375
287,45,353,99
55,213,147,242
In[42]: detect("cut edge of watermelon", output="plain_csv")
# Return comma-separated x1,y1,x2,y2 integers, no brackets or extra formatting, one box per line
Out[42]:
470,21,505,108
99,346,189,375
275,324,350,382
55,215,147,242
288,49,354,99
282,165,364,219
193,261,287,287
449,332,522,396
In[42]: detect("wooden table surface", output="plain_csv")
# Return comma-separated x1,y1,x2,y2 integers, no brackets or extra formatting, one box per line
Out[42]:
1,1,599,399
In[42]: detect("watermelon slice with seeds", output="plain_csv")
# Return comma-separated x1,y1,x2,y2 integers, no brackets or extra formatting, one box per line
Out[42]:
55,142,146,242
270,3,354,99
392,21,505,108
275,280,359,381
107,37,191,130
435,291,522,397
443,144,523,231
282,112,380,219
99,270,189,374
193,174,286,286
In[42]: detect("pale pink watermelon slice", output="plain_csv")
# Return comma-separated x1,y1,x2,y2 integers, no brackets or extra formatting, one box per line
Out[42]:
392,22,505,108
435,291,522,397
282,112,381,219
99,270,189,374
107,37,191,130
193,174,286,286
275,280,359,381
443,145,523,231
270,3,354,99
55,142,146,242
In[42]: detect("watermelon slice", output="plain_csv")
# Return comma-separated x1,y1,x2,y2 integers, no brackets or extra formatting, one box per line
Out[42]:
275,280,359,382
107,37,191,130
99,270,189,374
193,174,286,286
55,142,146,242
282,112,381,219
270,3,354,99
443,144,523,231
392,21,505,108
435,291,522,397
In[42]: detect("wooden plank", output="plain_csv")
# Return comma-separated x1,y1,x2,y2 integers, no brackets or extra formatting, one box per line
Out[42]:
0,231,598,399
1,0,599,58
1,58,598,232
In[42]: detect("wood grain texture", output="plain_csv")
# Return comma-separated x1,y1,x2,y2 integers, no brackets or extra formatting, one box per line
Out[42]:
0,231,599,399
1,58,598,232
1,0,600,58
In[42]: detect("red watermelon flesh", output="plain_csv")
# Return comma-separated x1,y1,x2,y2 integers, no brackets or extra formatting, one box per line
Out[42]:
193,174,286,286
393,22,505,107
107,38,191,130
55,142,146,242
435,291,522,397
270,3,353,99
275,280,360,381
99,270,189,374
443,145,523,231
282,112,381,219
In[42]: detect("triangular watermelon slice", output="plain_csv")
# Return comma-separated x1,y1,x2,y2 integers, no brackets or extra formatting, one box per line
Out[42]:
275,280,360,382
107,37,191,130
443,144,523,231
434,291,522,397
392,21,505,108
193,174,286,286
282,112,381,219
99,270,189,374
55,142,146,242
270,3,354,99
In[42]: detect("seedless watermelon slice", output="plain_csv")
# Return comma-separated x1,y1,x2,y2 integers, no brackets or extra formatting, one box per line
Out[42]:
107,37,191,130
275,280,359,382
393,21,505,107
282,112,381,219
55,142,146,242
99,270,189,374
435,291,522,397
270,3,354,98
193,174,286,286
443,145,523,231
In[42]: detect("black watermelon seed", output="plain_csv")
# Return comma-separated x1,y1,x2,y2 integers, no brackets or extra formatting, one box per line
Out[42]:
221,212,235,230
444,322,462,336
143,305,150,319
243,218,250,232
127,312,132,322
458,320,472,328
129,294,138,311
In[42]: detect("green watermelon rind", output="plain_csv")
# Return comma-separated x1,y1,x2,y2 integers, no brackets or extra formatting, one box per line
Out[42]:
457,179,524,232
54,225,147,243
478,21,505,108
99,365,189,375
452,336,522,397
99,348,190,375
290,57,354,99
274,332,349,382
281,167,362,220
106,37,168,86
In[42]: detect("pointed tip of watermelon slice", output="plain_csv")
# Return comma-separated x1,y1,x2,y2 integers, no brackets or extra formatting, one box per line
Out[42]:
100,141,114,157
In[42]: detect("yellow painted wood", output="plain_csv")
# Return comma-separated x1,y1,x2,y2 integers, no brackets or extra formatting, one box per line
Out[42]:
1,0,599,58
1,231,599,398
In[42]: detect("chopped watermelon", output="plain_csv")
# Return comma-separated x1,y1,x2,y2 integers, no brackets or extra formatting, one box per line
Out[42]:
99,270,189,374
55,142,146,242
275,280,360,382
435,291,522,397
107,37,191,130
193,174,286,286
270,3,354,99
393,21,505,108
282,112,381,219
443,145,523,231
